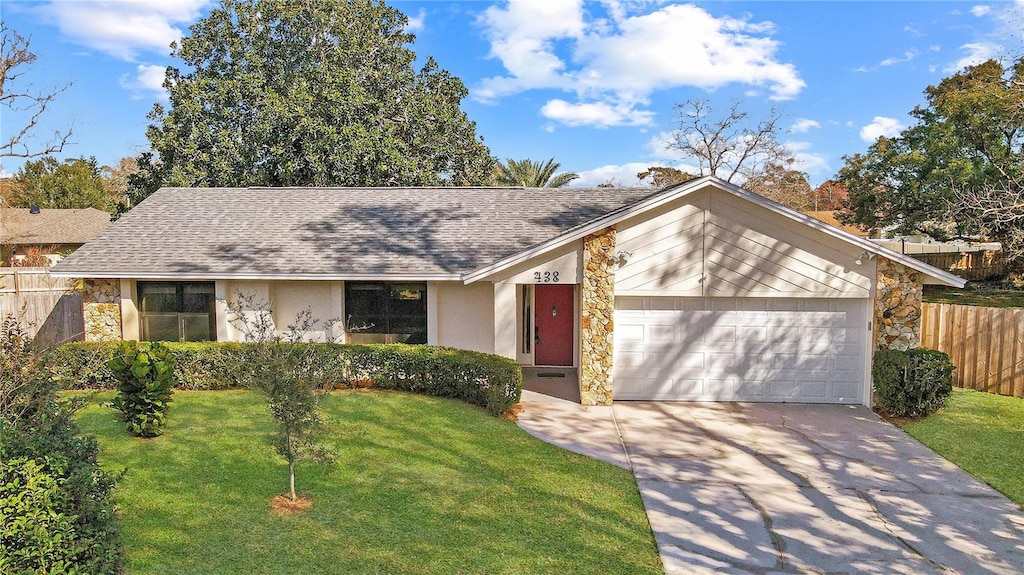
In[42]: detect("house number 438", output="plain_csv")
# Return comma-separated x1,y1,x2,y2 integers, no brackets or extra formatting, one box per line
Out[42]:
534,271,560,283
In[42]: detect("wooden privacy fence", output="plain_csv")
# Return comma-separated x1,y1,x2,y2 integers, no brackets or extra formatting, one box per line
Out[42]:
913,251,1005,281
0,267,84,345
920,303,1024,397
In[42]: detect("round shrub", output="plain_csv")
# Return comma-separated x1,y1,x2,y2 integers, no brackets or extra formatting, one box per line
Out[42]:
109,341,177,437
873,348,955,417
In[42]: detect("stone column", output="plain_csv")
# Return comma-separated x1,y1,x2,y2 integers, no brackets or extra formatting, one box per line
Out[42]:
580,227,616,406
874,257,923,351
83,279,123,341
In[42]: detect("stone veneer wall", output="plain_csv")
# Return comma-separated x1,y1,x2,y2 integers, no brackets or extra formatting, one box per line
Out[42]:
579,227,616,406
874,257,922,351
83,279,123,342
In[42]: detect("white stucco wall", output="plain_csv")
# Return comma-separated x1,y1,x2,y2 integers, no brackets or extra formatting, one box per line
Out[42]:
218,280,344,342
119,279,140,340
434,281,495,353
269,281,340,341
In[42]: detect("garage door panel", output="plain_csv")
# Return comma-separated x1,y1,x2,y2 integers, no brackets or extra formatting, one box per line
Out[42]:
831,354,862,372
613,297,867,404
830,381,862,400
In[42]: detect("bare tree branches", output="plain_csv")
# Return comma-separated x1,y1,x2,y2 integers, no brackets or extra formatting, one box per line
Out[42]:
667,99,792,183
954,175,1024,262
1,21,73,159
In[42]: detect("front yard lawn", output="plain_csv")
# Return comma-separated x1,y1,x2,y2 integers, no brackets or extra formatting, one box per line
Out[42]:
923,284,1024,308
901,388,1024,505
72,390,661,575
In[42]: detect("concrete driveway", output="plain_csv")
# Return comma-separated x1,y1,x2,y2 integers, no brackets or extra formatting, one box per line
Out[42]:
517,391,1024,574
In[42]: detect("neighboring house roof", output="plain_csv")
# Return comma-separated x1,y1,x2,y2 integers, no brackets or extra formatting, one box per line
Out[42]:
51,178,966,288
52,186,657,280
805,210,870,238
1,207,111,245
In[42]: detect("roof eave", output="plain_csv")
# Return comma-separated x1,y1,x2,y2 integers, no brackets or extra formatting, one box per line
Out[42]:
47,270,464,282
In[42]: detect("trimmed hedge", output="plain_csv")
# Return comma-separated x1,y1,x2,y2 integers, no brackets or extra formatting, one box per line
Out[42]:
873,348,955,417
43,342,522,416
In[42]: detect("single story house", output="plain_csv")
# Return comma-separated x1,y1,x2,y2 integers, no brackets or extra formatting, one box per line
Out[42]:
1,207,111,266
51,176,965,406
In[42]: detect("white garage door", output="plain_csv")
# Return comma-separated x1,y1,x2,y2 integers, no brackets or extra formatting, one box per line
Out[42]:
613,297,868,403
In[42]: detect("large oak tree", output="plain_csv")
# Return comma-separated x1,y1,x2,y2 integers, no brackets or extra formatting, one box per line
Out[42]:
130,0,493,207
837,58,1024,260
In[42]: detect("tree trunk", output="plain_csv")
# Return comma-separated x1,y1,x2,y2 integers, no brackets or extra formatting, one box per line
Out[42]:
289,460,296,501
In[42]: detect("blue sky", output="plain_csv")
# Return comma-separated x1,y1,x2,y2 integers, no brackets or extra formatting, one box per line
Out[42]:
2,0,1023,187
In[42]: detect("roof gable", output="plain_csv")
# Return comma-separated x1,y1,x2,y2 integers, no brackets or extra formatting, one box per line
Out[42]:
465,177,966,288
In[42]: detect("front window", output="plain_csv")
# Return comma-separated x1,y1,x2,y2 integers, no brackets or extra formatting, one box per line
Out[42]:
138,281,216,341
344,282,426,344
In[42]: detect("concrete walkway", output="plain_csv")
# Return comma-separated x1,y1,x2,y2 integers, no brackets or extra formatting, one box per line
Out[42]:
517,390,1024,574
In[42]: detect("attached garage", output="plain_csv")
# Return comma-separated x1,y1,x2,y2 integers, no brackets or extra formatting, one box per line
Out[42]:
609,185,880,404
613,297,868,403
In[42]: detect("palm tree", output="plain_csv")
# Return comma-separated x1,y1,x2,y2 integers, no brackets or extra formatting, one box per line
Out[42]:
493,157,579,188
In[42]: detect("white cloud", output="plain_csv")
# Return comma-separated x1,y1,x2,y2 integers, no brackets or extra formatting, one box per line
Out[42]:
40,0,211,61
789,118,820,134
573,162,651,187
785,141,830,179
406,8,426,33
475,1,804,128
880,49,919,66
643,131,679,161
574,160,703,187
860,116,906,143
118,64,168,99
944,42,998,72
540,99,655,127
971,5,992,17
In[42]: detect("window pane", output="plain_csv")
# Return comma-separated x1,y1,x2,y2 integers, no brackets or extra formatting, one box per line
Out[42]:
142,314,179,341
344,281,427,343
181,285,215,314
345,282,387,334
138,281,217,342
180,313,213,342
139,282,178,313
390,283,427,343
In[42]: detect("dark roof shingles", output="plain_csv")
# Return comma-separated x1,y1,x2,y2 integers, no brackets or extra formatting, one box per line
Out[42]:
54,187,657,277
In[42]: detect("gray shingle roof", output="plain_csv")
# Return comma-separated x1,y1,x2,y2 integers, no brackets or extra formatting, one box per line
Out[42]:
53,187,659,278
1,207,111,245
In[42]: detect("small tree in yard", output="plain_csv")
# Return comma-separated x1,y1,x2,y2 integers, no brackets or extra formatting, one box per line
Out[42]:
226,292,335,504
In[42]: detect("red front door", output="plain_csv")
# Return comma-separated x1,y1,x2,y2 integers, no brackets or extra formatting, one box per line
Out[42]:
534,285,574,366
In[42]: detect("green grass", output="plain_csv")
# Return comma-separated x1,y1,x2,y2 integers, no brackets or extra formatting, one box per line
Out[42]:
923,284,1024,308
902,388,1024,505
72,390,661,575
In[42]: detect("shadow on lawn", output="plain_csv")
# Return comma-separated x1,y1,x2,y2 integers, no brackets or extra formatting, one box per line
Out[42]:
77,390,661,575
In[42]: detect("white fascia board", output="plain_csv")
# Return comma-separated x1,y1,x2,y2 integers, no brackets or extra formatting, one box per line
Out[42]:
463,177,718,283
46,271,462,282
